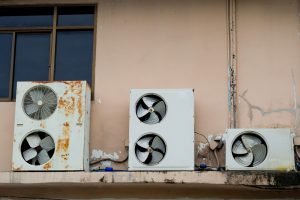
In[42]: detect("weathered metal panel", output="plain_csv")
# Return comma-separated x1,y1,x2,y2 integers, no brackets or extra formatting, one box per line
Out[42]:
12,81,91,171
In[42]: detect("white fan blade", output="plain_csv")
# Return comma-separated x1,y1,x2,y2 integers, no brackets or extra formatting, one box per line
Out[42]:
29,90,43,103
26,133,41,148
40,105,51,120
137,136,153,149
153,101,166,118
142,96,159,108
42,92,57,105
149,151,164,164
144,112,160,124
137,104,149,118
151,136,166,153
136,150,150,163
22,148,37,161
252,144,267,166
232,139,248,154
31,157,37,165
40,136,55,151
234,152,254,167
37,149,51,165
24,104,39,115
241,134,262,149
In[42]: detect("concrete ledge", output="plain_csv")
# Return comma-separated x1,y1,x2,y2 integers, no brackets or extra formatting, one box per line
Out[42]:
0,171,300,187
0,171,300,199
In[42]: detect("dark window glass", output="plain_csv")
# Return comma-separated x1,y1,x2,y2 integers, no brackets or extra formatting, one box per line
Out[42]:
57,6,94,26
0,7,53,28
0,33,12,98
13,33,51,98
55,31,93,86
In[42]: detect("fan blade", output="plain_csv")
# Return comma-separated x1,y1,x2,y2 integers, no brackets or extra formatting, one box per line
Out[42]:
24,104,39,115
136,150,150,163
153,101,166,118
232,139,248,155
40,136,55,151
29,90,43,103
137,104,149,118
234,152,254,167
31,157,37,165
251,144,267,166
26,133,41,148
40,104,51,120
142,96,159,108
42,92,57,105
144,112,160,124
137,136,153,149
22,148,37,161
37,149,51,165
241,134,262,149
149,150,164,164
150,136,166,153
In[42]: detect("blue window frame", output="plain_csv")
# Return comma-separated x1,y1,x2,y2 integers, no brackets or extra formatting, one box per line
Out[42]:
0,6,95,101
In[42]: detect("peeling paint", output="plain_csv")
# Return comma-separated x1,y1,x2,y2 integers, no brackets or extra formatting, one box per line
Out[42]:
57,122,70,154
43,162,52,170
58,96,75,117
90,149,120,169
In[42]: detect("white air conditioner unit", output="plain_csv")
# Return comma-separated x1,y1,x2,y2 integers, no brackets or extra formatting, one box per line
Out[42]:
12,81,91,171
225,128,295,171
129,89,194,170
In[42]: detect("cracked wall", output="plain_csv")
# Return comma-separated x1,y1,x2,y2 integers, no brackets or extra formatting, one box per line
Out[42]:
236,0,300,135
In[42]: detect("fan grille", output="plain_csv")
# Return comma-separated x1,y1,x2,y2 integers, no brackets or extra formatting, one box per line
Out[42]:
232,132,267,167
22,85,57,120
135,133,166,165
136,94,167,124
21,131,55,166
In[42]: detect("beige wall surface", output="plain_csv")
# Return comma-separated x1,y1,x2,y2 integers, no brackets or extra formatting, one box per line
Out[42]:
0,0,299,172
0,0,228,171
236,0,300,134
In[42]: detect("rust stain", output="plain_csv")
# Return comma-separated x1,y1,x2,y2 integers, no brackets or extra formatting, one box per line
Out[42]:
61,153,69,160
77,96,83,123
58,97,75,117
40,121,46,129
56,122,70,162
12,164,22,171
43,162,52,170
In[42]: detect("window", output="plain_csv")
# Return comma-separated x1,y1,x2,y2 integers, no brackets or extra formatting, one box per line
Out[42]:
0,6,96,101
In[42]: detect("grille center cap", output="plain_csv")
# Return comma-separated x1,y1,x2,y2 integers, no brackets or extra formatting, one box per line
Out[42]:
37,100,43,106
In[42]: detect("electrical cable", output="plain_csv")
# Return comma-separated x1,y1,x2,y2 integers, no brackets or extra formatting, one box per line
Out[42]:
195,131,209,144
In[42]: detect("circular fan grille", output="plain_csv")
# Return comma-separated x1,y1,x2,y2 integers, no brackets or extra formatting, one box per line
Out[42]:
21,131,55,166
232,132,267,167
23,85,57,120
135,133,166,165
136,94,167,124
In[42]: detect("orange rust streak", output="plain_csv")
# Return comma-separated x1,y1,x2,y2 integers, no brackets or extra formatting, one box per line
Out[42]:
57,138,69,152
43,162,52,170
58,97,75,117
77,97,83,123
57,122,70,153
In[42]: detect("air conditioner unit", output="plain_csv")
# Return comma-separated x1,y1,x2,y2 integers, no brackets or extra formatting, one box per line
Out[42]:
129,89,194,170
12,81,91,171
225,128,295,171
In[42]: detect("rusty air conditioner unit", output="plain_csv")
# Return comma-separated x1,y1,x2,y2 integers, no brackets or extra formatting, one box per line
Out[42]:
12,81,91,171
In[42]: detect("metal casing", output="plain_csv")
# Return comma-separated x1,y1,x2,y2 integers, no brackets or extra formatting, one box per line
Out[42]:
225,128,295,171
129,89,194,170
12,81,91,171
